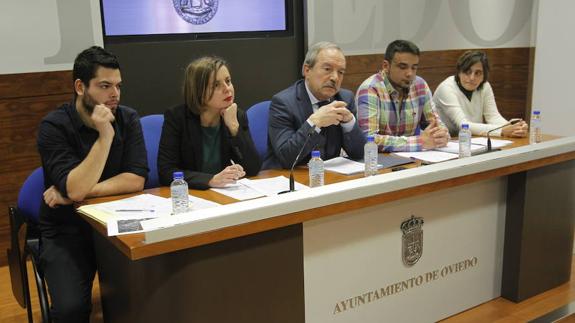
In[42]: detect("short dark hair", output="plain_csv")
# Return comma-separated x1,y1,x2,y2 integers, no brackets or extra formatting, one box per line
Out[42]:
73,46,120,88
384,40,420,61
183,56,229,115
455,50,490,90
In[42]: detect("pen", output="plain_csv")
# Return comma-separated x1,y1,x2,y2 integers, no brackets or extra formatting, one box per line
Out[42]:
230,159,239,171
115,209,155,212
230,159,240,180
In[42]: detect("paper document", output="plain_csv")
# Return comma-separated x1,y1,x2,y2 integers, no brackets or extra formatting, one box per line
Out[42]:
435,141,487,155
107,216,158,236
77,193,220,236
471,137,513,148
245,176,308,195
211,179,266,200
107,194,219,235
211,176,308,200
78,194,167,223
392,138,509,163
141,206,223,232
393,151,459,163
336,155,414,174
176,195,221,210
142,179,312,237
323,157,365,175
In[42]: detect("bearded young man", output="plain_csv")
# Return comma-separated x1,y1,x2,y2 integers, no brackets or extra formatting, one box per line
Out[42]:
37,46,148,322
356,39,450,152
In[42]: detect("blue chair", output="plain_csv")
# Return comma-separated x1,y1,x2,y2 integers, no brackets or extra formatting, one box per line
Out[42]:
140,114,164,189
7,167,51,323
246,101,271,161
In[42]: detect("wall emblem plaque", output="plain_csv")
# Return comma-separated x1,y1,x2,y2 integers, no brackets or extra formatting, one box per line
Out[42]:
173,0,219,25
401,215,424,266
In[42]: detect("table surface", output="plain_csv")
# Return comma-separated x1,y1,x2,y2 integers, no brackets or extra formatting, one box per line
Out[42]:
80,135,575,260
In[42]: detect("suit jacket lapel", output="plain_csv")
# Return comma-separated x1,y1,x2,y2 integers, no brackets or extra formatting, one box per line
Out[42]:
296,80,314,120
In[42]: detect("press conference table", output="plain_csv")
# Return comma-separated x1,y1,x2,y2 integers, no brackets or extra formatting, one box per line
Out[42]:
80,136,575,323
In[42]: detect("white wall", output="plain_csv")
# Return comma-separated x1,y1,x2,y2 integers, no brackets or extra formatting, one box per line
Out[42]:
1,1,539,74
531,0,575,136
306,0,536,54
0,1,102,74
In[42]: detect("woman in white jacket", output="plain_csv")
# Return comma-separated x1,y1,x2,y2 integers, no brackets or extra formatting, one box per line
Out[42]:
433,50,528,137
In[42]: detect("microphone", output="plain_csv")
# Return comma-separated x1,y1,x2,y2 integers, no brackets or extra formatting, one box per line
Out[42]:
278,127,315,194
486,118,521,151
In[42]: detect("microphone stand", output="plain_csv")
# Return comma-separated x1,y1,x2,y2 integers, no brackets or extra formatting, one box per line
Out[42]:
278,128,315,194
486,119,521,151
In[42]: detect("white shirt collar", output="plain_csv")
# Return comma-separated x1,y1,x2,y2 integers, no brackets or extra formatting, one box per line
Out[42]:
304,80,321,106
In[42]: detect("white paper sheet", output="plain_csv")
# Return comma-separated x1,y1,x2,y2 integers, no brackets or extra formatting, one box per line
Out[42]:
434,141,488,154
323,157,365,175
211,176,308,200
77,193,220,236
210,179,266,200
393,151,459,163
105,194,220,236
471,137,513,148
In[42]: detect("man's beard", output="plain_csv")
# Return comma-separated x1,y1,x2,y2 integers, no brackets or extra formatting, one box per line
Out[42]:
389,77,411,91
81,91,99,115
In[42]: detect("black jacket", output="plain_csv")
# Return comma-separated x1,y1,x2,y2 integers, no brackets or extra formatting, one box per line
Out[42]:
158,104,261,189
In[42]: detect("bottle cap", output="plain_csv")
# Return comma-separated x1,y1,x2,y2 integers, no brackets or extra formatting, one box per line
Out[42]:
367,135,375,142
311,150,321,158
461,123,469,129
173,171,184,179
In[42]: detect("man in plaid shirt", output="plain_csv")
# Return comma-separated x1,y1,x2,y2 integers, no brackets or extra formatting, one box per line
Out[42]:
356,40,449,152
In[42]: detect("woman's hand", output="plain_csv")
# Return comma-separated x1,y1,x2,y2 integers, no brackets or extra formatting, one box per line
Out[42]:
502,120,528,138
221,103,239,136
208,164,246,188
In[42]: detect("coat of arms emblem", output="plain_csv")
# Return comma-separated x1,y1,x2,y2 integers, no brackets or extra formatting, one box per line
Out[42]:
401,215,424,266
173,0,219,25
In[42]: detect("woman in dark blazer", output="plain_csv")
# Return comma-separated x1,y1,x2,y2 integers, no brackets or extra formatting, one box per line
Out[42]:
158,56,261,189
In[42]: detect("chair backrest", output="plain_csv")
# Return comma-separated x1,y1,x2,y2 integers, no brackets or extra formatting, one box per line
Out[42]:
140,114,164,189
246,101,271,160
17,167,45,224
11,167,51,321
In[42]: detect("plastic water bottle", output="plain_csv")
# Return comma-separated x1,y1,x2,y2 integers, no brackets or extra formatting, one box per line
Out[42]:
308,150,324,188
170,171,189,214
458,123,472,158
364,135,378,176
530,110,542,144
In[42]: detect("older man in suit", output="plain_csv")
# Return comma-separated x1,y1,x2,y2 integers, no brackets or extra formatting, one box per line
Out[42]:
264,41,366,169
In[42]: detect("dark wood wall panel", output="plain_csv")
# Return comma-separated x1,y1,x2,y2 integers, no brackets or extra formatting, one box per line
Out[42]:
0,72,72,266
0,47,534,267
343,47,533,121
0,71,72,99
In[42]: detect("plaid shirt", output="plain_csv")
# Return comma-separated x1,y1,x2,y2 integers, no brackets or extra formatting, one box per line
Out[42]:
356,72,445,152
